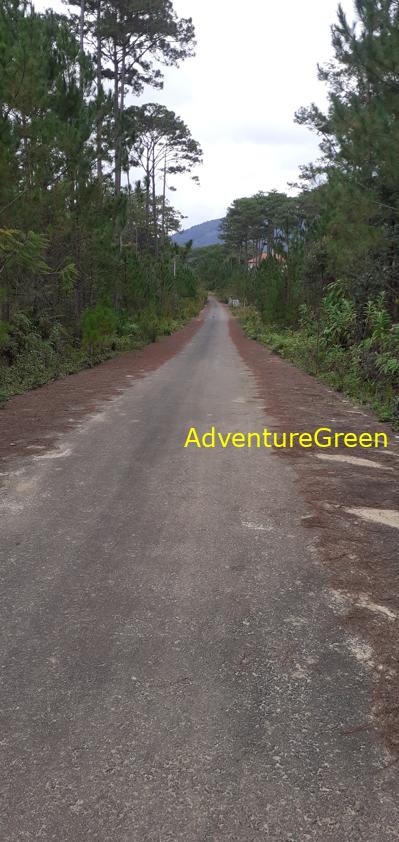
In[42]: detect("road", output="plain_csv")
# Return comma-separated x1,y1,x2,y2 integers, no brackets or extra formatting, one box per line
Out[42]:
1,298,398,840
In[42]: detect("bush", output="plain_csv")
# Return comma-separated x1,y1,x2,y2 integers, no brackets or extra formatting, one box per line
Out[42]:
81,305,118,353
0,293,205,399
0,320,10,352
236,288,399,425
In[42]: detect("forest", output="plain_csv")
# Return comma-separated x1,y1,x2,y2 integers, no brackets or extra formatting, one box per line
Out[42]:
204,0,399,423
0,0,205,400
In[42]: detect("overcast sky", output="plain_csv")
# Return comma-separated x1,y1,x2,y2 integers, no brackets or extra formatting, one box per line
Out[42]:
36,0,355,227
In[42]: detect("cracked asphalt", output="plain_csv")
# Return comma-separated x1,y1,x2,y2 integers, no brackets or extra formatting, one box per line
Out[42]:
1,298,398,840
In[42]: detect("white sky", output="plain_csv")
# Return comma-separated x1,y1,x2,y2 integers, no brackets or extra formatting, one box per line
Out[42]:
36,0,355,227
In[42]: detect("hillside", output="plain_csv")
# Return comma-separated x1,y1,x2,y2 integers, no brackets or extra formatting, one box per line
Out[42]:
172,218,223,248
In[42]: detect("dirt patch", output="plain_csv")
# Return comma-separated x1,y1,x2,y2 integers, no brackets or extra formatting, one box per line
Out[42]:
316,453,393,470
0,308,206,463
229,311,399,757
345,507,399,530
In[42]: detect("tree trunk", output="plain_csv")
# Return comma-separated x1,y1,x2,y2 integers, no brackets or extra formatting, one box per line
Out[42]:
114,44,126,196
145,150,150,247
74,221,83,322
114,50,120,194
119,46,126,114
152,147,158,255
161,149,167,246
96,0,102,184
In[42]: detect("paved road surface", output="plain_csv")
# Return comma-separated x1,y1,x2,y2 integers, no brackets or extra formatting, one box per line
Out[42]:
1,298,398,840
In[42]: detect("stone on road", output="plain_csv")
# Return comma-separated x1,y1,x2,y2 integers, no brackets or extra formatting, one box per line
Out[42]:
0,299,398,840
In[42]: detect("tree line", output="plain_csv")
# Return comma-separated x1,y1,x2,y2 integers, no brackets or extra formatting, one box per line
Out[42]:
0,0,204,399
204,0,398,422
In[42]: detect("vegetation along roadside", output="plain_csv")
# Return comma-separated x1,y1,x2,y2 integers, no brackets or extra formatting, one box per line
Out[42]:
0,1,204,405
188,1,399,425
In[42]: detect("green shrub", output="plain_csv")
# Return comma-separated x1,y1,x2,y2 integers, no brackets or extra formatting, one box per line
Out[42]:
0,294,204,399
81,305,118,353
0,321,10,352
237,289,399,426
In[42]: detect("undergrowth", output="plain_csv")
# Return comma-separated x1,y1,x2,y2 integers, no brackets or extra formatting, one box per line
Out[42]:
235,289,399,426
0,296,204,403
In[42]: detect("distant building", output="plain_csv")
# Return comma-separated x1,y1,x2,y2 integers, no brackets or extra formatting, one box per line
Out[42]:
248,248,285,270
247,252,268,270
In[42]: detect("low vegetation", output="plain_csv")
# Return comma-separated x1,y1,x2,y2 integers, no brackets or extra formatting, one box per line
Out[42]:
0,294,204,404
235,285,399,424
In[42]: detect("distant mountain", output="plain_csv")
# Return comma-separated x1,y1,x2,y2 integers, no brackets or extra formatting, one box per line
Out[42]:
172,218,223,249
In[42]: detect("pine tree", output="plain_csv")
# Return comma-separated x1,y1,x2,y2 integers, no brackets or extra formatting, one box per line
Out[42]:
296,0,399,312
125,103,202,250
92,0,195,193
